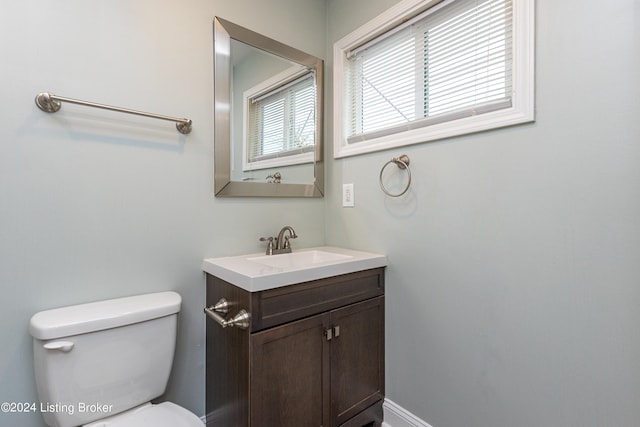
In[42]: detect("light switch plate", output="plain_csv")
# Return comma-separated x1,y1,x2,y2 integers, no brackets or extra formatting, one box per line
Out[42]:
342,183,355,207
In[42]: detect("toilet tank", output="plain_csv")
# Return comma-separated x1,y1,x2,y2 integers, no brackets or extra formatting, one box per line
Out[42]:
29,292,182,427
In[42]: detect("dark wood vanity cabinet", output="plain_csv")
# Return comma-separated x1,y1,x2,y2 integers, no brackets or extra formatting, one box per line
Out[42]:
205,267,385,427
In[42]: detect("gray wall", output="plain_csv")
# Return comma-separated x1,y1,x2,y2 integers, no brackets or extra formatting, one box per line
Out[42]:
0,1,325,426
325,0,640,426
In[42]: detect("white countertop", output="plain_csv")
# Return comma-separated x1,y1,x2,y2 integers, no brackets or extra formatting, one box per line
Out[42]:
202,246,387,292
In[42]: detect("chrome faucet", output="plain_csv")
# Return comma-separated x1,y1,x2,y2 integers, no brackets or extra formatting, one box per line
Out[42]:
260,226,298,255
275,226,297,253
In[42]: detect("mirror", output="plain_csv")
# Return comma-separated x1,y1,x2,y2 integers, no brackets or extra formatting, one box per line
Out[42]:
214,17,324,197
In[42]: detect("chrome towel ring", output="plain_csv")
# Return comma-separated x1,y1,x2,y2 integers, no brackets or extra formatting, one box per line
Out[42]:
379,154,411,197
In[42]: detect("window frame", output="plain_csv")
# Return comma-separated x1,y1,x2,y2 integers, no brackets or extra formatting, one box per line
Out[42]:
332,0,535,159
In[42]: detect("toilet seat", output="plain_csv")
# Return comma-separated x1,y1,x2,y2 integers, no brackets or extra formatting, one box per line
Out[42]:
83,402,202,427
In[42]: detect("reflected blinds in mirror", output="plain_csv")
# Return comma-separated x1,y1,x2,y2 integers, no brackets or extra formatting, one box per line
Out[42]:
247,72,316,163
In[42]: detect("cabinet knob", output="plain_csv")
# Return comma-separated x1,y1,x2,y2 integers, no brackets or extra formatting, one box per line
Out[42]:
325,326,340,341
324,328,333,341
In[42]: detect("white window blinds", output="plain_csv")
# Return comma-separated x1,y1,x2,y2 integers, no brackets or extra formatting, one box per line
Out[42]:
247,72,316,164
345,0,513,144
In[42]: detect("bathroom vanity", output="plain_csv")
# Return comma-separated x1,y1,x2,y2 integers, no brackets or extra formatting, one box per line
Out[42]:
203,247,387,427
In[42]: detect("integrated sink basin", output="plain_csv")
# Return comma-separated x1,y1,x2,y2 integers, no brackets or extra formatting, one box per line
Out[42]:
247,250,353,269
202,246,387,292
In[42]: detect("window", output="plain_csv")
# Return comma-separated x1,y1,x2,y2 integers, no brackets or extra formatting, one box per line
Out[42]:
333,0,534,158
243,68,316,171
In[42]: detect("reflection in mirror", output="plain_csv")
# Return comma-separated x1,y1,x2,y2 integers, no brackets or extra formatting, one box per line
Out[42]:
214,17,324,197
231,39,315,184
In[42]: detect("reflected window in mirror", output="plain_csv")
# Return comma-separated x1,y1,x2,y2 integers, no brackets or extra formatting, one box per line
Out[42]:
244,67,316,171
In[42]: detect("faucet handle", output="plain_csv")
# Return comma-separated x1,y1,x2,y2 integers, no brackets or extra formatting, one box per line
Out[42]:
283,234,297,249
259,237,274,255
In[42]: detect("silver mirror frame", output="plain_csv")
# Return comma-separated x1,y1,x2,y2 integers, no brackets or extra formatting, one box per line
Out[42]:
213,17,324,198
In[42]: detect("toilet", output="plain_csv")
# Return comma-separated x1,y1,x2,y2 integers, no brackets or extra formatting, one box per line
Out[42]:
29,291,203,427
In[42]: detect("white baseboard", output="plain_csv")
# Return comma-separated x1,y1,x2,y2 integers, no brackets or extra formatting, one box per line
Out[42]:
383,399,434,427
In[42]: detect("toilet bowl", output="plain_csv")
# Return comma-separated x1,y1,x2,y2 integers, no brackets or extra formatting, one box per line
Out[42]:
29,292,202,427
83,402,201,427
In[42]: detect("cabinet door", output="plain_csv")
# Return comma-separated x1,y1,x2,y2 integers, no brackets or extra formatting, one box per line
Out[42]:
330,297,385,426
250,313,331,427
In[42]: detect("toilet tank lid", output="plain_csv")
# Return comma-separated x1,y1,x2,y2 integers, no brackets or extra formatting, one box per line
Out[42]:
29,291,182,340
